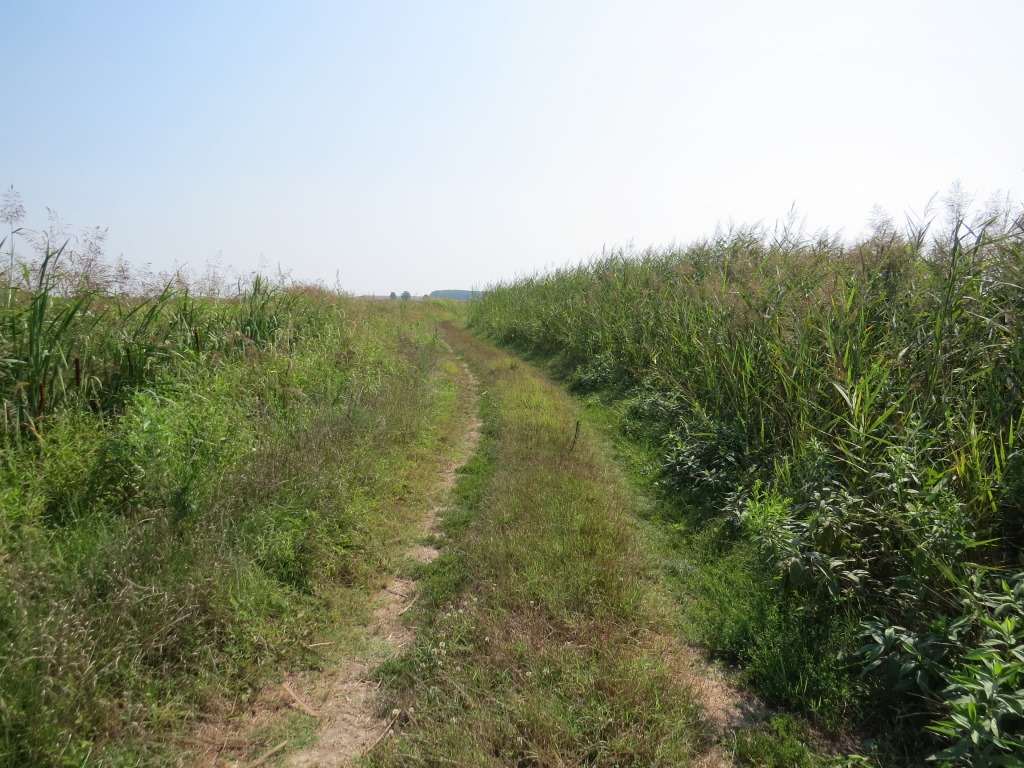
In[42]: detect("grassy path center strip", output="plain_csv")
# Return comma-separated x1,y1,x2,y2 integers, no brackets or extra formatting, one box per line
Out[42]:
369,320,723,767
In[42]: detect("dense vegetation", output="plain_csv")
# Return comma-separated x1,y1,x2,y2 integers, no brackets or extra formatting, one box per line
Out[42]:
469,198,1024,765
0,199,458,766
371,321,713,767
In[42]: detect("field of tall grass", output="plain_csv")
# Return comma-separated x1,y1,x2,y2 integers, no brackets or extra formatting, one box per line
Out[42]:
469,195,1024,765
0,193,456,766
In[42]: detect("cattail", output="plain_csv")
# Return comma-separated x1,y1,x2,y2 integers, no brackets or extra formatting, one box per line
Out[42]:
74,355,82,387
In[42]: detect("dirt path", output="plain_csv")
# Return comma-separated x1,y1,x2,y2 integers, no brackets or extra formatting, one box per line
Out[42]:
193,325,797,767
191,358,481,768
355,320,776,767
285,363,481,768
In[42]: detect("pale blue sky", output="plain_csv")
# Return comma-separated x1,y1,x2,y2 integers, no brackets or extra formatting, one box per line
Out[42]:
3,1,1022,295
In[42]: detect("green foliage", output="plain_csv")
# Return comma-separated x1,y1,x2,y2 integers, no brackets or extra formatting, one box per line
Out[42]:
860,574,1024,766
468,198,1024,763
0,244,95,436
0,265,454,765
730,714,825,767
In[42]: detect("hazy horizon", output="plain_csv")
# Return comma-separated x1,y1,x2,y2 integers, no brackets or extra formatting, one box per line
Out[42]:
4,1,1022,296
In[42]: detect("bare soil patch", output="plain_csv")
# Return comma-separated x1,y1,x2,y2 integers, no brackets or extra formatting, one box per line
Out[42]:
654,637,764,734
632,633,764,768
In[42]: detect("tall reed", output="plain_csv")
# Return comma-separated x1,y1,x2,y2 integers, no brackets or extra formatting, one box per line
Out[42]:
470,199,1024,763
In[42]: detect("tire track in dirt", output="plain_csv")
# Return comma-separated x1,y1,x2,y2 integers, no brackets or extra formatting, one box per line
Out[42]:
190,356,481,768
283,361,481,768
